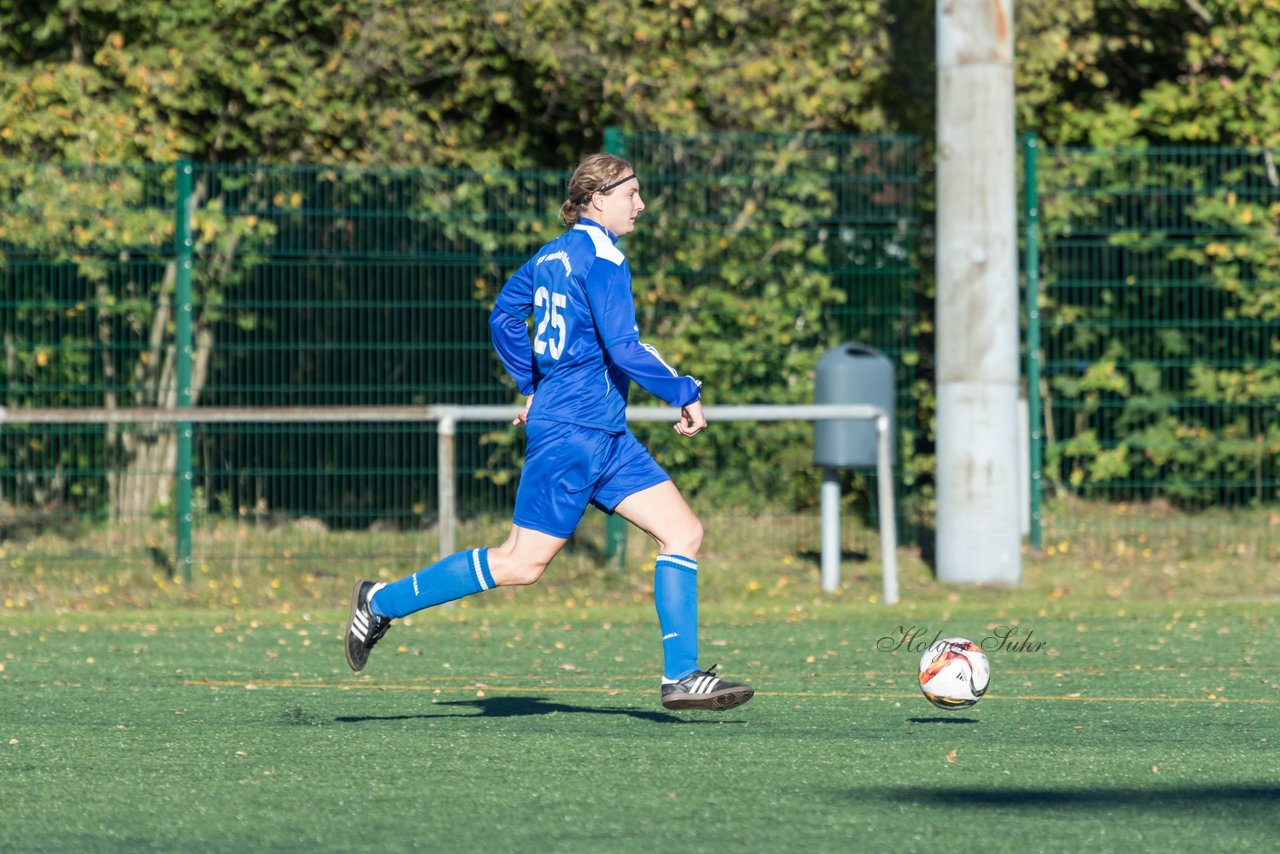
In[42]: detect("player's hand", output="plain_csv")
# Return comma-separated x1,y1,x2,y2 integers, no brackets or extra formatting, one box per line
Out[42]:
513,395,533,425
674,400,706,437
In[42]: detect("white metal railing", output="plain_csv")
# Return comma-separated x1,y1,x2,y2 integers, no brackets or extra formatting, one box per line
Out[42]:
0,404,898,603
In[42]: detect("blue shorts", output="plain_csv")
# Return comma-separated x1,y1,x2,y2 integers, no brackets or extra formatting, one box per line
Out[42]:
512,420,671,539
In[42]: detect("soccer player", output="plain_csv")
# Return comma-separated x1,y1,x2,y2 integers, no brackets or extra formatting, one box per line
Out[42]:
343,153,753,712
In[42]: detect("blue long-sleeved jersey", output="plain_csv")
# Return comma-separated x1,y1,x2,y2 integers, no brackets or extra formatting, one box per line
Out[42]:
489,218,701,433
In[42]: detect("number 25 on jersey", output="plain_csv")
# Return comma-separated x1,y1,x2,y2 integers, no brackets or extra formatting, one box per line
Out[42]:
533,286,567,360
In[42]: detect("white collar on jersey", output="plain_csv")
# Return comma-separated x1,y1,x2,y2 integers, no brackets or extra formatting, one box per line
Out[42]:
572,219,625,265
576,217,619,242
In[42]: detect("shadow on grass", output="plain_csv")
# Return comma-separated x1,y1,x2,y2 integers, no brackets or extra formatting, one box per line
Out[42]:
336,695,746,725
907,716,981,725
870,784,1280,813
797,548,871,570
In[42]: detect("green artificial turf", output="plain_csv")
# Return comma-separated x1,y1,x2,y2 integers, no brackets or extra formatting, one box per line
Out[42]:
2,598,1276,852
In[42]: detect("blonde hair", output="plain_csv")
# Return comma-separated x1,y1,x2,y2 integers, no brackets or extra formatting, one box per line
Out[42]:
559,153,634,227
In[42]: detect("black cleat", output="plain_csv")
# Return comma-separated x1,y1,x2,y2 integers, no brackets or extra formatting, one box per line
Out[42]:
344,580,390,672
660,664,754,711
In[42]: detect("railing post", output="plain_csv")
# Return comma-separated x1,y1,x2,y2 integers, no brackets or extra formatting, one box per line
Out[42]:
174,160,195,583
875,413,899,605
1023,134,1044,551
437,412,457,558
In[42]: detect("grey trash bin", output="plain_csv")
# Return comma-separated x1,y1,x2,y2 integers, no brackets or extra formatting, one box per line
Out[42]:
813,343,894,469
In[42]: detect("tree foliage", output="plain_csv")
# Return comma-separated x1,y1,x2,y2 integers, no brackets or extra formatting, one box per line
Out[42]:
2,0,1279,521
3,1,1276,158
0,0,894,168
1009,2,1280,505
1015,0,1280,148
1035,146,1279,505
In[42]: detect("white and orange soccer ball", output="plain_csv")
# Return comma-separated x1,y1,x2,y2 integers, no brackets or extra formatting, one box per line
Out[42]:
918,637,990,710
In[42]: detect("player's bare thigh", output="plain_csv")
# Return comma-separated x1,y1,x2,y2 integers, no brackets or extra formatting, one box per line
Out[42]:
612,480,703,558
487,524,568,587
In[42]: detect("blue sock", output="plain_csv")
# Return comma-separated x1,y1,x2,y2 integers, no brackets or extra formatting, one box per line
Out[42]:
654,554,699,680
370,548,496,619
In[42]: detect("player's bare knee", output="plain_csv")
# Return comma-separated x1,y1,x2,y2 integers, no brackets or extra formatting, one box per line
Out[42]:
491,558,548,587
688,517,705,555
661,516,703,558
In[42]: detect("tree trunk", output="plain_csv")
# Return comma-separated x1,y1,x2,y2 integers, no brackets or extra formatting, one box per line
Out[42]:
107,176,224,521
111,259,176,520
95,281,123,517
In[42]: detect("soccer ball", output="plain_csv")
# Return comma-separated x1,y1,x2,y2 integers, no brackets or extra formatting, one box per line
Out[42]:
918,637,990,710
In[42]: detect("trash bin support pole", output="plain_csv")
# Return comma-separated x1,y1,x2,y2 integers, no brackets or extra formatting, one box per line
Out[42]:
820,467,841,593
876,413,900,605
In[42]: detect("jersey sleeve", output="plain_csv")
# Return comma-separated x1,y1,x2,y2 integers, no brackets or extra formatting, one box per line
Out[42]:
585,260,702,408
609,339,703,407
489,260,540,395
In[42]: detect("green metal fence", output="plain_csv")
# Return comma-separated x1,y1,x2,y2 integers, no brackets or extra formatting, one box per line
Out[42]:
6,136,1277,584
1025,142,1280,562
1,133,923,580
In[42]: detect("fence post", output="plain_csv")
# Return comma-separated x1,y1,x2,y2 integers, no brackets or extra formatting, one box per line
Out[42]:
175,160,195,582
602,127,629,571
437,412,456,559
603,126,624,159
1023,134,1044,550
